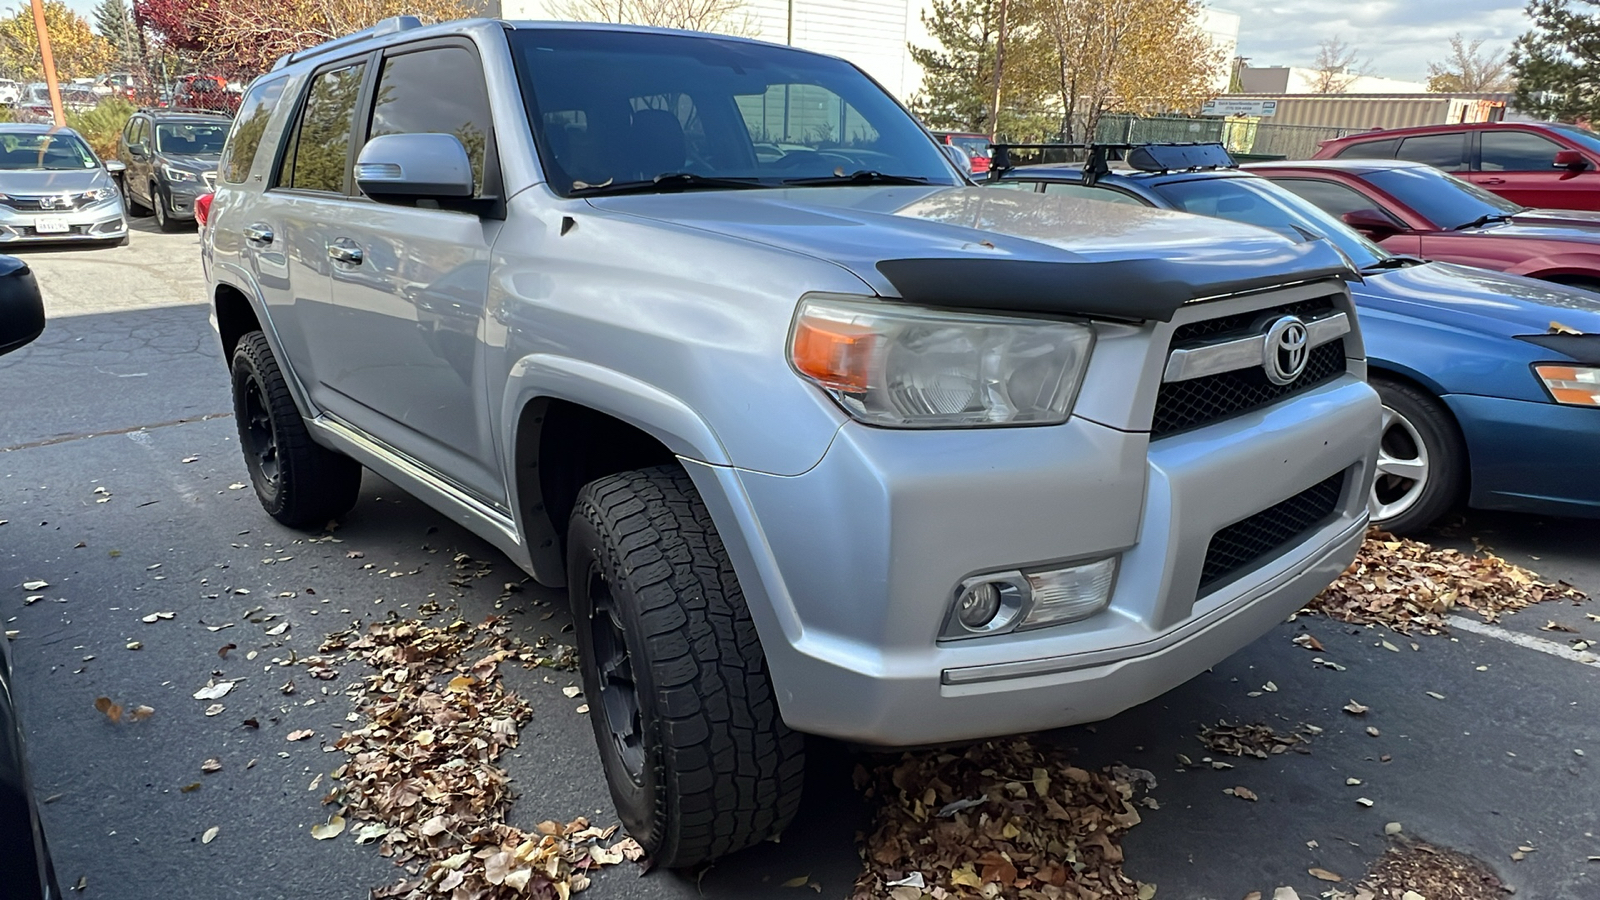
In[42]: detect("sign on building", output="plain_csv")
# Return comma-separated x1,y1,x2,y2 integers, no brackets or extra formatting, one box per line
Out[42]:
1201,98,1279,118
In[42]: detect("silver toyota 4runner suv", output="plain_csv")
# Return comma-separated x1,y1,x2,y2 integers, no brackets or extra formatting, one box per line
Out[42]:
203,17,1380,867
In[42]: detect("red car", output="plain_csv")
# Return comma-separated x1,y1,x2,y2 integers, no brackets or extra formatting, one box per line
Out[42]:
172,75,239,115
933,131,991,174
1313,121,1600,211
1249,158,1600,291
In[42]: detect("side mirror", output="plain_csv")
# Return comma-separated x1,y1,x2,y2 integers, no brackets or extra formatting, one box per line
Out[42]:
1341,208,1401,239
356,133,474,202
104,159,126,174
941,142,974,177
128,142,147,157
0,256,44,357
1554,149,1589,173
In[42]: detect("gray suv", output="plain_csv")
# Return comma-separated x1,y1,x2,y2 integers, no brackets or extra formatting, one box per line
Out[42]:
203,17,1381,868
117,109,227,231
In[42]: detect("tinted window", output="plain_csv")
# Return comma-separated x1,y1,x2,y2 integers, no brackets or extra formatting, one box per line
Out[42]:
1332,137,1398,160
1270,177,1395,221
1549,124,1600,155
1151,176,1386,270
278,62,366,193
221,77,287,184
1039,181,1145,205
1479,130,1565,171
1363,166,1522,229
157,122,228,156
509,28,957,195
368,46,494,196
1395,133,1466,171
122,116,140,143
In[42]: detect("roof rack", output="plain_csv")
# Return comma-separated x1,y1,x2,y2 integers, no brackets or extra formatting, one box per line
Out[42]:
138,107,231,117
990,141,1237,185
272,15,422,71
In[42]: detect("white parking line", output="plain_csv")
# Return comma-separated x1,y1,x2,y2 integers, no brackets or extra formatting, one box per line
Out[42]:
1446,615,1600,671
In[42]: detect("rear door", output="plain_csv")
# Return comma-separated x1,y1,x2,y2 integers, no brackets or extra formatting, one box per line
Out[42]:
318,39,507,507
1472,128,1600,210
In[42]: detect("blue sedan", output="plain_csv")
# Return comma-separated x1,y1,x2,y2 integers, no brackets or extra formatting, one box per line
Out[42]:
994,152,1600,532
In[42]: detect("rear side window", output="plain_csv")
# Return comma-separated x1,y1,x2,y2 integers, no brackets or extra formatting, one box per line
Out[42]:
1332,137,1397,160
221,77,288,184
367,46,494,196
277,61,367,193
1479,130,1565,171
1395,133,1466,171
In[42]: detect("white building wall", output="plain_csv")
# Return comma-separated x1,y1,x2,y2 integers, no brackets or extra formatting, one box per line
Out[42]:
1200,8,1241,93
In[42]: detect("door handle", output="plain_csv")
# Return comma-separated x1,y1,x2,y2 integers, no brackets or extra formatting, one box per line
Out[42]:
327,242,363,265
1481,177,1506,185
243,224,273,244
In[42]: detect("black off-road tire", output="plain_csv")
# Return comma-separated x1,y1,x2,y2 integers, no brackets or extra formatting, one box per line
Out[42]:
1369,376,1467,534
568,466,805,868
230,331,362,528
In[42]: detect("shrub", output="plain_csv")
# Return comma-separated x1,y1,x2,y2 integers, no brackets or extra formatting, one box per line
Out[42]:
66,97,135,161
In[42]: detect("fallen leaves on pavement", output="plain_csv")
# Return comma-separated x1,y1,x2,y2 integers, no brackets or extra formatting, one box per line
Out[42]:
1335,840,1509,900
1197,721,1313,759
318,615,627,899
1305,530,1585,634
851,737,1157,900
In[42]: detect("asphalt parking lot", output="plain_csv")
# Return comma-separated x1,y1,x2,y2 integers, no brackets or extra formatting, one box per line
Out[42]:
2,223,1599,900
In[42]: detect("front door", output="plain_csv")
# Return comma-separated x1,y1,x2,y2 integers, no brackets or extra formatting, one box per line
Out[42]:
1471,129,1600,211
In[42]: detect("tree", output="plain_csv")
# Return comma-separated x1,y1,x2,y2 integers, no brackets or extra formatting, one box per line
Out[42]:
1512,0,1600,122
93,0,140,70
0,1,115,80
554,0,757,35
1037,0,1221,141
907,0,1054,139
1427,33,1513,92
1308,36,1370,93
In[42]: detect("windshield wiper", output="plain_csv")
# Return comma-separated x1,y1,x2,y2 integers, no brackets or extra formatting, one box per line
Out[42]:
1361,255,1426,273
572,172,768,197
781,170,932,186
1455,213,1513,230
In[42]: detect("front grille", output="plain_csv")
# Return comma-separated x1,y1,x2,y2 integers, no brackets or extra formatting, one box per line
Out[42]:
1153,297,1347,437
1,196,84,212
1199,471,1346,594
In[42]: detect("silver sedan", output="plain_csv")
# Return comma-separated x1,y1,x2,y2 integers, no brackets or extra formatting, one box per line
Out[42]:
0,124,128,246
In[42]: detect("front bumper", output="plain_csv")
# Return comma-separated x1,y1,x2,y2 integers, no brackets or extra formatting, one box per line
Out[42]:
0,202,126,243
1449,393,1600,518
164,182,211,221
689,376,1379,746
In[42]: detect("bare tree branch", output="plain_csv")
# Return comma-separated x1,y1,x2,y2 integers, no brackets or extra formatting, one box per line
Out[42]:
1309,35,1371,93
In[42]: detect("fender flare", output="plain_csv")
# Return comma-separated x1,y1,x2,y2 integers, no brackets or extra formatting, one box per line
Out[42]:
499,353,733,585
210,263,320,420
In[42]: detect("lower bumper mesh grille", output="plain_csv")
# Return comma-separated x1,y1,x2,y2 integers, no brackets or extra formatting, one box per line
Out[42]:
1199,471,1347,594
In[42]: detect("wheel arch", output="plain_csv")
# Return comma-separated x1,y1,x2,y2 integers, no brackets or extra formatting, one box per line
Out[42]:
212,280,261,365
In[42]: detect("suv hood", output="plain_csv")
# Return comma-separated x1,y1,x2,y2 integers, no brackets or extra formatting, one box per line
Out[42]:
159,154,219,173
1363,261,1600,339
589,185,1354,321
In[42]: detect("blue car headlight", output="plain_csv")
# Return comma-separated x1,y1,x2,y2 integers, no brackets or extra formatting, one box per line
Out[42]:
1535,365,1600,407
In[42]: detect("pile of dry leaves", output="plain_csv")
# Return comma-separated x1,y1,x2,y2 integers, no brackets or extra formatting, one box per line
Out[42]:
317,615,639,899
1304,530,1585,633
1196,721,1313,759
1330,840,1510,900
852,738,1158,900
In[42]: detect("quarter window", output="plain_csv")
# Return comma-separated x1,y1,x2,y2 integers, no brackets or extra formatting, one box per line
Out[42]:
278,61,367,193
367,46,495,196
221,77,287,184
1395,133,1466,171
1479,130,1566,172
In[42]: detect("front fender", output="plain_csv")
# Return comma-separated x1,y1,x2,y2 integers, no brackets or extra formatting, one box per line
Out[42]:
1507,249,1600,282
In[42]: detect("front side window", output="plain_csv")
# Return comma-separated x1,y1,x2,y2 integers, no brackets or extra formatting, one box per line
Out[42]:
509,28,958,195
1395,133,1466,171
1270,177,1391,220
1151,176,1388,270
220,77,287,184
0,132,97,170
367,46,494,196
278,62,366,193
157,122,229,156
1479,130,1565,172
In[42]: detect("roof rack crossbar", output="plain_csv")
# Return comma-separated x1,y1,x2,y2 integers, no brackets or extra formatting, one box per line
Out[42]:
989,141,1236,185
272,15,422,70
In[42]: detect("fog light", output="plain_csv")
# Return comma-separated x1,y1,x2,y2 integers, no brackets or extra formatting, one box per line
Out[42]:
956,582,1002,629
1017,557,1118,629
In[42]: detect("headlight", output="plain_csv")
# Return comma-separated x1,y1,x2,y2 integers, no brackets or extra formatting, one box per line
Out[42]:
82,188,115,202
1535,364,1600,406
163,165,198,182
789,295,1094,427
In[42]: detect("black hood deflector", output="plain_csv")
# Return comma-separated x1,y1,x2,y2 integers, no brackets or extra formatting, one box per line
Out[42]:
876,247,1357,323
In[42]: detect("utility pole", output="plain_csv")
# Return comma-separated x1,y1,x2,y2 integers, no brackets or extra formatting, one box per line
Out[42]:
987,0,1010,140
29,0,64,126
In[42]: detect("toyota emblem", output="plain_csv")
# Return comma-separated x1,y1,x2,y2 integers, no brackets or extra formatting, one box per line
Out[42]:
1263,316,1310,385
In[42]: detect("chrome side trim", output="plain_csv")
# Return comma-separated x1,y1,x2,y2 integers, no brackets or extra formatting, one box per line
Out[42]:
309,413,520,546
1163,310,1350,383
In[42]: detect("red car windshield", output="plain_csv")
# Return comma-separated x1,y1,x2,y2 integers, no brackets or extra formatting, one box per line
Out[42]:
1550,123,1600,156
1363,166,1522,230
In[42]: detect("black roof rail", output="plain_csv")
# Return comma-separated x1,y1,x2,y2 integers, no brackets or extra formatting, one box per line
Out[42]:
139,107,231,117
271,15,422,71
990,141,1237,185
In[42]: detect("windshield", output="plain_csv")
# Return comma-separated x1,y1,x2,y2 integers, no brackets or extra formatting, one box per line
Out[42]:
1151,176,1388,270
1549,124,1600,156
508,28,959,195
0,132,98,170
156,122,227,155
1363,165,1522,228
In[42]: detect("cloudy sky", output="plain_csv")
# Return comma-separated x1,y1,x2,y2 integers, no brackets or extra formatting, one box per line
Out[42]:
1218,0,1532,83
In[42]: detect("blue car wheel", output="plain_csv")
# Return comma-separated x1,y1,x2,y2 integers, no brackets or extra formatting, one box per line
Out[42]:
1370,376,1467,533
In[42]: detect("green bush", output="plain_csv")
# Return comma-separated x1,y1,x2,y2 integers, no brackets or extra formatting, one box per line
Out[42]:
66,98,135,161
